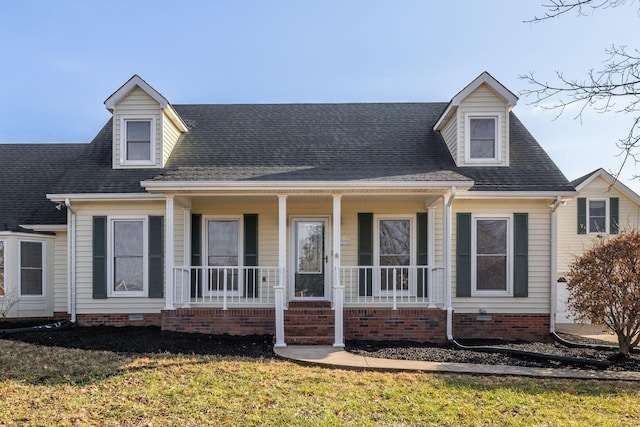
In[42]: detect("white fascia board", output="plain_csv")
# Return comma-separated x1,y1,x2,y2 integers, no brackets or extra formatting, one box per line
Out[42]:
104,75,169,111
141,180,475,193
456,190,578,200
164,105,189,132
433,102,455,132
575,169,640,204
47,193,165,202
19,224,68,232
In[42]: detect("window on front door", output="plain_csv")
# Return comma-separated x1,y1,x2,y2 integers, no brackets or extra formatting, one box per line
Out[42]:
293,220,326,298
207,219,240,293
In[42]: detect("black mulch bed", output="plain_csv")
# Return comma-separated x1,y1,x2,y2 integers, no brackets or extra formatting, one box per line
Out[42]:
2,321,640,372
0,321,275,359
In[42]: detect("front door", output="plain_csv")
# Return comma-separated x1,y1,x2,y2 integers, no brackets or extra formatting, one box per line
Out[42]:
291,218,330,300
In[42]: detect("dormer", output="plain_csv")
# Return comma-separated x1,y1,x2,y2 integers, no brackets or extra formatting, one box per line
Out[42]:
104,75,188,169
434,72,518,167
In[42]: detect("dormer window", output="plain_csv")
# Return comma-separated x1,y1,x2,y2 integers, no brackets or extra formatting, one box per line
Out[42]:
121,116,156,165
465,114,501,163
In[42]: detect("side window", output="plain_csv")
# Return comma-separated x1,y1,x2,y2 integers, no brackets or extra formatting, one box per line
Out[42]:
588,199,607,233
20,241,43,296
473,216,510,295
111,218,147,295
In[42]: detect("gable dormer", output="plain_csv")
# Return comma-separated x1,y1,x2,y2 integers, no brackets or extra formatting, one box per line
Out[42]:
104,75,188,169
434,72,517,167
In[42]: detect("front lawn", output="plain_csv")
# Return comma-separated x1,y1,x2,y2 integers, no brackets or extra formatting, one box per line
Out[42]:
1,340,639,426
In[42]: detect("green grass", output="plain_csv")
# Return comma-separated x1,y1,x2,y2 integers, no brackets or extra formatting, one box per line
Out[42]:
1,340,639,426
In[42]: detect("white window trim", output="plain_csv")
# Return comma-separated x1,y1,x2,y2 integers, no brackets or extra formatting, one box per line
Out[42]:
120,115,156,166
18,239,45,297
108,216,148,297
587,198,609,234
373,215,415,296
464,113,502,163
203,216,244,297
471,214,512,297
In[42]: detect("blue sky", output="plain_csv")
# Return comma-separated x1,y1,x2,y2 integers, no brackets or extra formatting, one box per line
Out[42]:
1,0,638,192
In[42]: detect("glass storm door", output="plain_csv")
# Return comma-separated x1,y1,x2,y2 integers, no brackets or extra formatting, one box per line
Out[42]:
292,219,328,299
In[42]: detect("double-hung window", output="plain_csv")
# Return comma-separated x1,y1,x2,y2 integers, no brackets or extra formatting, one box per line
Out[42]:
110,217,147,296
466,114,500,162
121,117,155,165
588,199,607,233
376,217,413,294
20,240,44,296
472,216,511,295
206,218,241,294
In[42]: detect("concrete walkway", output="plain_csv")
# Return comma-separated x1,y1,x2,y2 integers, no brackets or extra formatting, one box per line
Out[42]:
275,328,640,381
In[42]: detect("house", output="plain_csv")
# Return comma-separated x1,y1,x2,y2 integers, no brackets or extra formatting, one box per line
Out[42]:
0,72,576,346
555,168,640,323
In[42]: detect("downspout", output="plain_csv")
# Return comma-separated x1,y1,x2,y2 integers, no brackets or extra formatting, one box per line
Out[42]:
444,187,456,341
549,196,561,335
65,199,77,323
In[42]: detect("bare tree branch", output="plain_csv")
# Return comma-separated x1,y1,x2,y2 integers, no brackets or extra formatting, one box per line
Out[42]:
525,0,630,23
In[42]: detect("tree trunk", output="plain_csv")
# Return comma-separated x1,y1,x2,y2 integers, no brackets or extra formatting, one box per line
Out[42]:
617,332,631,356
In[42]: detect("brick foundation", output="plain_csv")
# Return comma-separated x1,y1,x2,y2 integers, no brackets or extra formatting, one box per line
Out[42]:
344,308,448,344
161,308,275,335
454,313,551,342
75,313,162,327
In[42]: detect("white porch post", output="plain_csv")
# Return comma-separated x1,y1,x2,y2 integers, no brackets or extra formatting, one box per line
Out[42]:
182,208,191,308
332,195,345,347
274,195,287,348
164,196,175,310
427,206,436,308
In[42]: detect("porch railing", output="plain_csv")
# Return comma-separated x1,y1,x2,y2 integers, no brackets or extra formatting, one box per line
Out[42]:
173,266,280,308
338,265,445,308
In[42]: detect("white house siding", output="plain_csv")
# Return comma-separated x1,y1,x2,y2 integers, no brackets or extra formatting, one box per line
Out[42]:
556,176,640,276
441,115,458,163
53,231,68,314
457,84,510,167
112,87,163,169
161,110,182,167
451,199,552,314
73,201,166,315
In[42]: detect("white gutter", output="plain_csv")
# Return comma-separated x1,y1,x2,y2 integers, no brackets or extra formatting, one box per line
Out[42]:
65,199,77,323
456,191,577,200
444,187,456,341
48,193,164,202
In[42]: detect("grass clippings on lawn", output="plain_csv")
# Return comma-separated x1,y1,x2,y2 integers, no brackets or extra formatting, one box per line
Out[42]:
1,340,640,426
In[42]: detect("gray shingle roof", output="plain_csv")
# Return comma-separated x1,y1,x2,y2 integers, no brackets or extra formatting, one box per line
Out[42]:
0,144,85,231
52,102,574,194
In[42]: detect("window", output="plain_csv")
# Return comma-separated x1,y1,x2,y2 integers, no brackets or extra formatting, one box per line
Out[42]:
376,217,413,294
473,216,511,295
0,241,4,297
110,218,147,295
20,241,43,296
121,117,155,164
466,114,500,162
588,199,607,233
207,219,241,294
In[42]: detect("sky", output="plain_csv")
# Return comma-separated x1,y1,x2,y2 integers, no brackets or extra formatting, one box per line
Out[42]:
1,0,639,192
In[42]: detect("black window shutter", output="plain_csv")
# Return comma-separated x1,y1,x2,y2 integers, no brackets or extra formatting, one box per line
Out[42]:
191,214,202,298
244,214,259,298
358,213,373,296
92,216,108,299
577,198,587,234
610,197,619,234
513,213,529,297
416,212,428,297
148,216,164,298
456,213,472,297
